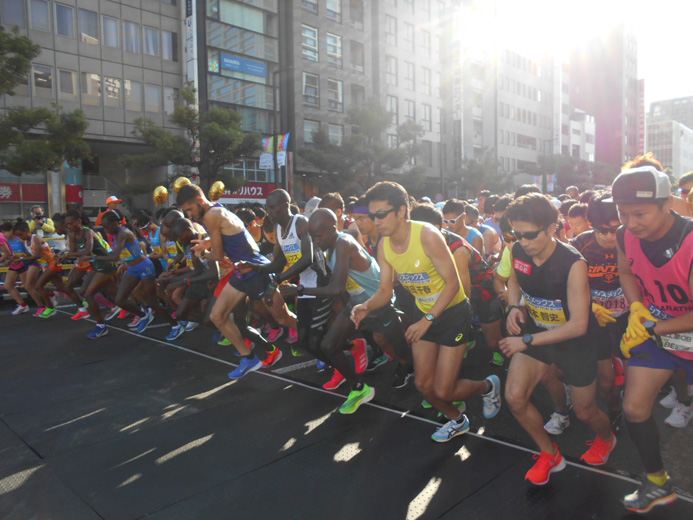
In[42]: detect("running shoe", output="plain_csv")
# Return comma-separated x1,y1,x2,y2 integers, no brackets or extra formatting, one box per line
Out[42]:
392,363,414,389
612,355,626,387
71,309,90,321
267,327,283,342
316,360,328,372
49,292,58,308
287,328,299,344
184,321,199,332
104,306,121,321
544,412,570,435
262,323,272,336
323,370,346,390
339,384,375,414
623,477,677,513
166,324,185,341
664,402,693,428
580,432,617,466
366,354,390,372
291,345,304,357
87,324,108,339
660,385,693,408
127,315,142,329
482,375,502,419
262,347,283,368
525,445,566,485
11,304,29,315
421,399,433,409
117,309,129,319
490,352,504,366
218,337,231,346
33,307,46,318
171,311,177,320
136,310,155,334
39,307,57,319
228,355,261,379
351,338,368,374
212,330,222,343
431,415,470,442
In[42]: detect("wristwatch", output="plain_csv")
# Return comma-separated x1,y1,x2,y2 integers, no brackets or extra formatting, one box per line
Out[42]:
522,334,533,347
643,320,657,336
296,284,305,297
508,305,523,313
425,313,435,322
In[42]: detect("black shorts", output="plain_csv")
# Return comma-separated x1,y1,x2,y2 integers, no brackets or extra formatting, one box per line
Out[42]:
229,271,269,300
394,283,417,317
94,261,117,275
589,313,628,361
184,281,210,301
297,295,334,333
413,298,473,347
472,296,503,324
9,265,27,275
345,301,402,335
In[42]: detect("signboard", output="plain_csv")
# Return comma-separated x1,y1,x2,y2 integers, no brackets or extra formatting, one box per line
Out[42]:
219,182,275,204
435,193,443,202
259,153,274,169
65,185,83,204
220,54,267,77
0,183,48,202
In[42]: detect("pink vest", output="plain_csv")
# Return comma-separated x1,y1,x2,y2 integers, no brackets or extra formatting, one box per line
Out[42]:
625,229,693,359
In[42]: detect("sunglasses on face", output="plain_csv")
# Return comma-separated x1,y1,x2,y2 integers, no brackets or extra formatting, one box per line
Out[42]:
503,233,516,242
368,207,396,221
512,226,548,241
442,212,465,225
595,226,620,235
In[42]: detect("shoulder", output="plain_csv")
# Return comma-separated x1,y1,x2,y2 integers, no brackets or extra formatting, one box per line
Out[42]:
556,240,585,263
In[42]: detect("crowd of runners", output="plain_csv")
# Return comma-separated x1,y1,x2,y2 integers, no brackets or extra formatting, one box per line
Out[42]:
2,152,693,513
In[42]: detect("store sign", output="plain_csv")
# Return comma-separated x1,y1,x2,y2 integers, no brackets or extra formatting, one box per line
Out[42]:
220,54,267,77
219,182,275,203
0,183,48,202
65,185,83,204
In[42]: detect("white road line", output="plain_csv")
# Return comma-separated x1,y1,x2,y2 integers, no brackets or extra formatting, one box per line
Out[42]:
52,309,692,501
273,359,318,374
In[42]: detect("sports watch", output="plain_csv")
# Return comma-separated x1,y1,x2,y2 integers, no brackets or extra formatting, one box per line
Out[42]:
522,334,533,347
296,284,305,297
425,313,436,322
643,320,657,336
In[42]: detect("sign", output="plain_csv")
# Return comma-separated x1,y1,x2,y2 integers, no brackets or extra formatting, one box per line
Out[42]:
185,0,193,17
0,183,48,202
219,182,275,204
259,153,274,169
262,133,290,152
220,54,267,77
435,193,443,202
65,185,83,204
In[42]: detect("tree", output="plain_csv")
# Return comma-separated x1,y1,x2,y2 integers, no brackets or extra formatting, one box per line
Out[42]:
459,148,506,195
0,27,41,96
531,154,620,193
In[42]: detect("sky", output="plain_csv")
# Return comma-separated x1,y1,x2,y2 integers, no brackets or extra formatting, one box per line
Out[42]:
472,0,690,111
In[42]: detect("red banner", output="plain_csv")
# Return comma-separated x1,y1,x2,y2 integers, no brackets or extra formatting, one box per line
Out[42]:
0,183,48,203
65,185,84,203
219,182,275,203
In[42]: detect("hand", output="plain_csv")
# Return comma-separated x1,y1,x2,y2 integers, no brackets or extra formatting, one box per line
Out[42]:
627,302,658,341
620,331,648,359
592,303,616,327
506,306,526,335
405,318,433,344
497,287,508,305
191,238,212,253
235,261,255,275
279,283,297,298
351,303,370,328
220,257,234,271
499,336,528,357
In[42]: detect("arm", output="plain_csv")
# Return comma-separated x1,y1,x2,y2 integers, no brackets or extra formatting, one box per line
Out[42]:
472,234,484,256
0,241,11,264
94,230,129,262
351,240,395,327
22,235,43,263
202,211,225,263
420,225,462,319
302,239,353,298
453,246,472,298
617,242,642,305
70,230,94,260
41,217,56,234
242,241,286,274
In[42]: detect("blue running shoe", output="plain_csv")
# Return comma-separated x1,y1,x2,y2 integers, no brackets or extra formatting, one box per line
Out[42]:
166,324,184,341
317,360,328,372
431,415,470,442
212,330,222,343
482,375,502,419
228,356,262,380
87,324,108,339
136,310,155,334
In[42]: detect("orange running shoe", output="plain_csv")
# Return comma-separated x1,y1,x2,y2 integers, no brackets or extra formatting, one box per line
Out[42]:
262,347,283,368
525,445,566,485
580,432,616,466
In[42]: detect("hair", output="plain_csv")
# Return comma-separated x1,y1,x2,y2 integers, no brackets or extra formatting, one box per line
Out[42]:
442,198,466,215
506,193,558,228
557,194,571,202
410,203,443,228
1,221,14,232
578,190,596,204
134,209,154,228
236,208,257,227
319,192,345,211
494,194,514,213
262,216,275,233
499,216,513,234
567,202,588,219
346,196,358,205
170,218,194,238
355,196,368,208
30,205,43,212
566,185,579,193
52,212,66,225
484,194,500,214
465,204,480,220
176,183,204,206
251,204,266,220
587,191,620,227
622,152,664,172
559,199,578,217
364,181,410,219
101,210,123,225
14,219,30,233
514,184,542,198
478,190,491,198
679,171,693,187
65,209,91,227
345,200,356,214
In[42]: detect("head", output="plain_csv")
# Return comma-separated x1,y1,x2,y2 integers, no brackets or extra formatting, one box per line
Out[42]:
105,195,122,210
14,219,31,240
477,189,491,208
52,213,67,235
506,193,559,257
441,199,467,234
578,190,596,204
101,211,123,235
493,194,514,222
303,197,321,218
251,204,266,224
587,192,621,248
566,186,579,199
567,203,591,236
559,199,578,217
410,203,443,230
464,204,480,228
1,221,15,239
308,208,339,250
514,184,542,199
134,210,155,232
65,209,89,234
319,192,345,218
678,171,693,198
363,181,410,237
160,210,184,239
499,216,516,245
169,218,195,245
352,196,375,236
484,194,500,216
236,208,258,230
30,205,44,220
265,189,292,224
176,184,209,221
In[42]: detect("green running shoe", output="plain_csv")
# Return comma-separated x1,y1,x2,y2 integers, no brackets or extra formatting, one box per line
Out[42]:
339,384,375,414
291,344,304,357
491,352,504,366
218,337,231,346
40,307,57,318
437,401,466,418
422,399,433,409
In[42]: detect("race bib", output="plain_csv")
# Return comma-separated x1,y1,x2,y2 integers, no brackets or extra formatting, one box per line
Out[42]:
153,245,163,254
396,272,440,304
660,332,693,354
591,288,628,317
346,276,365,296
523,292,567,330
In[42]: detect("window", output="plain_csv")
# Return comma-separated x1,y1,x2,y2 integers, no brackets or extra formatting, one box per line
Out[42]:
103,77,121,108
404,61,414,91
387,134,398,148
302,72,319,106
386,55,397,86
329,124,343,145
32,64,53,98
403,0,414,13
78,9,98,44
1,0,26,27
162,31,178,61
55,4,74,37
81,72,101,106
124,21,141,53
164,87,179,116
145,84,161,112
421,67,431,95
30,0,50,32
350,40,364,72
421,30,431,57
302,0,317,12
302,24,318,62
327,33,342,68
422,141,432,166
385,15,396,46
386,95,398,125
103,16,119,48
304,120,319,144
125,80,142,111
162,0,176,4
328,79,343,112
144,27,159,56
326,0,341,22
403,23,414,53
58,69,77,102
405,99,415,122
422,104,431,130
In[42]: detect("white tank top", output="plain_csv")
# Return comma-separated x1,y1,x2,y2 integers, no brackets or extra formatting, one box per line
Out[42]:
276,215,318,297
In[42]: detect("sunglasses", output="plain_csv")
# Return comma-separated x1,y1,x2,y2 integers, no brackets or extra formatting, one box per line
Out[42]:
503,233,516,242
512,226,548,241
368,207,396,220
595,226,620,235
443,212,466,225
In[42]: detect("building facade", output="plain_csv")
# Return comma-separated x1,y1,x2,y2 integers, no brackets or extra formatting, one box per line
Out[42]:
646,119,693,178
649,96,693,130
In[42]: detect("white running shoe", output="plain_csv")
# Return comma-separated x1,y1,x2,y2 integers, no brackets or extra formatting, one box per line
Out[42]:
104,306,121,321
665,402,693,428
660,385,693,409
184,321,199,332
49,292,58,308
544,412,570,435
11,304,30,315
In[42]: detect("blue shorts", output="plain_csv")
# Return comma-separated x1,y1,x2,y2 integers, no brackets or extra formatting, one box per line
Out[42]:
229,270,270,300
125,258,156,280
629,338,693,378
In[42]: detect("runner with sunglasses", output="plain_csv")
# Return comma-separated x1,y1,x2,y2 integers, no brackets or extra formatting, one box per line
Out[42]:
442,200,484,255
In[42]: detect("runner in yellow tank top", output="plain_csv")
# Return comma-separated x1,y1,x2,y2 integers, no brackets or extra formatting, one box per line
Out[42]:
351,182,502,442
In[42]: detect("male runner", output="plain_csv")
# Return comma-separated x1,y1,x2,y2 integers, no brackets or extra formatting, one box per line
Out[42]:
351,182,501,441
442,199,484,254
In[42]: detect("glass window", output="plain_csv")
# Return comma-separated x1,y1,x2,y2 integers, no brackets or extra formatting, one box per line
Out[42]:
387,134,398,148
144,26,159,56
78,9,98,44
55,4,74,37
404,61,414,91
302,0,317,13
124,21,141,53
32,64,53,98
327,0,341,21
162,31,178,61
421,30,431,57
350,40,364,72
329,124,343,145
145,84,161,112
304,120,319,144
58,69,77,102
164,87,179,116
125,80,142,111
403,0,413,13
326,33,342,68
327,79,343,112
80,72,101,106
103,16,119,48
386,95,398,125
403,23,414,53
386,55,397,86
385,15,396,46
422,104,431,130
104,77,121,108
30,0,50,32
302,24,318,62
405,99,415,121
220,0,266,34
422,67,431,95
1,0,26,27
302,72,319,107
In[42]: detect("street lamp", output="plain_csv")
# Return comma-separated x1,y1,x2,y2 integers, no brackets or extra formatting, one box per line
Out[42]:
272,67,293,189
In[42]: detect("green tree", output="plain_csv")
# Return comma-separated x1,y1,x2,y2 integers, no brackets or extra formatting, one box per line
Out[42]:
0,27,41,96
459,148,506,195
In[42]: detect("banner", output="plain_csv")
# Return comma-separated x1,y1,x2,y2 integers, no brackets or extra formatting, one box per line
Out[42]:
0,183,48,202
259,153,274,169
262,133,290,152
220,54,267,77
219,182,275,204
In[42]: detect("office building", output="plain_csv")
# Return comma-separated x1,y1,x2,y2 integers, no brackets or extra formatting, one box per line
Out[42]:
649,96,693,130
646,119,693,177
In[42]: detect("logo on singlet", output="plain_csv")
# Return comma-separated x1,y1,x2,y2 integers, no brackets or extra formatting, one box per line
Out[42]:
513,259,532,275
415,259,420,268
455,333,465,342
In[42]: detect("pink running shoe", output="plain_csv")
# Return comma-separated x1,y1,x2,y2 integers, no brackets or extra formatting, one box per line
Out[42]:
268,327,284,342
351,338,368,374
33,307,46,318
287,328,299,344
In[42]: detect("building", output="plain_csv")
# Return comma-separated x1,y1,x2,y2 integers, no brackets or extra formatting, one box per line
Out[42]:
646,119,693,178
0,0,186,219
649,96,693,130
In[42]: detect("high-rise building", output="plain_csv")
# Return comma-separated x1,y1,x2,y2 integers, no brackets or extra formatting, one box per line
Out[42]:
646,119,693,177
649,96,693,129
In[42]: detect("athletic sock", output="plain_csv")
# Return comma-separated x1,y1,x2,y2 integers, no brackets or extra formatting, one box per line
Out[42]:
79,307,87,312
453,411,465,423
626,417,664,473
648,472,670,487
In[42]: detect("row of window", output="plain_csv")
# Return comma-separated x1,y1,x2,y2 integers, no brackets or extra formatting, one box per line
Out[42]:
385,56,438,95
498,102,552,129
22,63,178,113
501,50,543,77
301,25,364,71
301,0,342,22
302,73,345,112
498,75,549,104
499,130,554,153
304,119,343,146
0,0,179,60
384,0,444,20
386,95,437,131
384,15,434,56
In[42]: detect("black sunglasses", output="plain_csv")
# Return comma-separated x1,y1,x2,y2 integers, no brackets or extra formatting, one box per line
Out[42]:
595,226,619,235
368,207,396,220
512,226,548,241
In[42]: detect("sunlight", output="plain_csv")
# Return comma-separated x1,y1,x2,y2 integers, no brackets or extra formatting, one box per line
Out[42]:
161,405,189,420
304,409,335,435
280,437,297,452
155,434,214,465
455,445,471,462
185,381,236,401
44,408,106,432
119,418,149,433
112,448,157,469
117,473,142,488
0,467,41,496
476,426,485,436
333,442,362,462
406,477,442,520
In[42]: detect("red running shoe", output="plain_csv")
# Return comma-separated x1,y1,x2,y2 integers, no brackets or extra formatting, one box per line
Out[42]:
580,432,616,466
612,356,626,387
71,309,90,320
323,370,346,390
525,445,566,485
262,346,283,368
351,338,368,374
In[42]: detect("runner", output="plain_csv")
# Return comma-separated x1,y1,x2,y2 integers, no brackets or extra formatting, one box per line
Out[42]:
442,199,484,254
13,220,51,316
1,222,32,314
351,182,501,441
